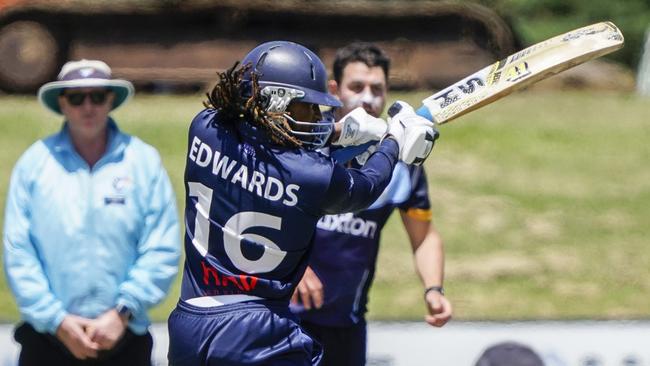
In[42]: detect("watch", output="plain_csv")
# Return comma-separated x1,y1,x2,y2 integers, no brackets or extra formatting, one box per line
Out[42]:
116,304,133,321
424,285,445,298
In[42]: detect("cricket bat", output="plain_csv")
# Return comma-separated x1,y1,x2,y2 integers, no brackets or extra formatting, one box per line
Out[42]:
333,22,624,164
414,21,624,124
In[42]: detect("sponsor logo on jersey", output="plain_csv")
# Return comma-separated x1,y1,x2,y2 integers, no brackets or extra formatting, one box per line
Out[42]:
200,260,258,294
317,213,378,239
106,176,131,205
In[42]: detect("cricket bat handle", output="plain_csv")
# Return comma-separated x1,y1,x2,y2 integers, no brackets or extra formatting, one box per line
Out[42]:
416,105,435,123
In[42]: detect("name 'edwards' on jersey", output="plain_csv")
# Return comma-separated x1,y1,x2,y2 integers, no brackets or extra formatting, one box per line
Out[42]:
180,109,338,302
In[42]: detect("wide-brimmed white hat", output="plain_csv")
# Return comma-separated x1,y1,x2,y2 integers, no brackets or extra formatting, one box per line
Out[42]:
38,59,134,115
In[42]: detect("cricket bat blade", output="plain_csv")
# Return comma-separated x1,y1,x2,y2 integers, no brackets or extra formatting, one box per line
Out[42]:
416,21,625,124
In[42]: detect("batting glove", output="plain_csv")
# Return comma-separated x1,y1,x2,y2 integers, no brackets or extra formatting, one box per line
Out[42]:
332,107,388,147
384,101,439,165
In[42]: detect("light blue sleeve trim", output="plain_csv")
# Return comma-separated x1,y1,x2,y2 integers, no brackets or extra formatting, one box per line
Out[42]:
330,141,376,164
367,162,412,210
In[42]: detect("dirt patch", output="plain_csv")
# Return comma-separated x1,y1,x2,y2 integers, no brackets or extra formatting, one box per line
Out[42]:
524,215,562,240
447,252,543,281
448,246,586,282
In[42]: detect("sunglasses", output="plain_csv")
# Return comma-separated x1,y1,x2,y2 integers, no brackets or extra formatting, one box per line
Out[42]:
63,91,110,106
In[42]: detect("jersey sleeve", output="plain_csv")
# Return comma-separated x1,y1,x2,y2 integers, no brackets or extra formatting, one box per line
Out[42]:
3,147,68,334
398,166,432,221
321,138,399,215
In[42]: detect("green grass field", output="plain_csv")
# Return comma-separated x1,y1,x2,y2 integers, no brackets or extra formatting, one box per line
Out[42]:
0,90,648,323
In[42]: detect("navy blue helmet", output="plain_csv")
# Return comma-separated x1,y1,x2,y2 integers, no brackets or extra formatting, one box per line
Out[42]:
242,41,341,148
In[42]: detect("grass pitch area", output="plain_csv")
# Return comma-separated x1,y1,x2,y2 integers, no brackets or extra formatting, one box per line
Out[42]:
0,90,648,322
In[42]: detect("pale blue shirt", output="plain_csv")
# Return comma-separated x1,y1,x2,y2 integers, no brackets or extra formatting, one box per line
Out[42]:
3,119,181,335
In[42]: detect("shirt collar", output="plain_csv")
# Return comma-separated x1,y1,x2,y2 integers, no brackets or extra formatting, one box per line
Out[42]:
52,117,126,159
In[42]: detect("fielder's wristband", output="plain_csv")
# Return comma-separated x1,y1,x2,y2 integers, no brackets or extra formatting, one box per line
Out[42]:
424,286,445,298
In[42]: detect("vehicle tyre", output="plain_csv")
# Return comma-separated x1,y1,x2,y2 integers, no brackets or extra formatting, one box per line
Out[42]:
0,20,65,93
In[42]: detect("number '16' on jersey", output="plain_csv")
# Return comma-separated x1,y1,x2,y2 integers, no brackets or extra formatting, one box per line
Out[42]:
180,109,338,302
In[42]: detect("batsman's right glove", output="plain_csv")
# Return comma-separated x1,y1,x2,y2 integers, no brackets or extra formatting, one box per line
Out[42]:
383,101,439,165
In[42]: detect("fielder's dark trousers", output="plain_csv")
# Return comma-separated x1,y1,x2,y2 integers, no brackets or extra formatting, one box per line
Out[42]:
14,322,153,366
301,320,367,366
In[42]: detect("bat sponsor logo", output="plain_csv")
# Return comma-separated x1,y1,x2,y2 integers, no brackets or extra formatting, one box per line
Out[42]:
487,62,503,85
487,71,501,85
435,89,459,108
562,23,612,42
491,59,506,73
510,48,533,62
434,78,485,107
609,33,623,41
457,77,484,94
504,62,531,82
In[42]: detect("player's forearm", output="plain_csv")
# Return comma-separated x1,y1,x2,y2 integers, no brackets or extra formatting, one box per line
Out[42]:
321,138,398,214
413,230,445,288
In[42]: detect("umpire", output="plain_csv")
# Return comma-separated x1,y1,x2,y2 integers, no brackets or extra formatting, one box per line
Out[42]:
3,59,181,365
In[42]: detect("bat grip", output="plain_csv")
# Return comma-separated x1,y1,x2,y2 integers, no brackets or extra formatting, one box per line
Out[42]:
388,101,435,123
416,105,435,123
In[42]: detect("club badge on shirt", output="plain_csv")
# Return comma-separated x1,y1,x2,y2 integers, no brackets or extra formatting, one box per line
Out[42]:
105,176,132,205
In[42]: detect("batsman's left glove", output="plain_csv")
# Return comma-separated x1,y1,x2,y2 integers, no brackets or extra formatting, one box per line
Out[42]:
332,107,388,147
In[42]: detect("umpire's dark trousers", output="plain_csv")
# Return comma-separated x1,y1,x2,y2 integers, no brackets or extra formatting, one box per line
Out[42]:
14,322,153,366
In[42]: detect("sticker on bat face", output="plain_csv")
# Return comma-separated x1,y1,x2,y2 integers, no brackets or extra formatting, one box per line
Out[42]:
561,23,610,42
505,62,531,83
434,77,485,108
434,89,459,108
457,77,485,94
510,48,533,62
487,71,501,85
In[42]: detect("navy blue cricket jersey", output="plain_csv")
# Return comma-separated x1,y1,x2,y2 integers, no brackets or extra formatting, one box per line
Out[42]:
179,109,400,304
292,159,431,326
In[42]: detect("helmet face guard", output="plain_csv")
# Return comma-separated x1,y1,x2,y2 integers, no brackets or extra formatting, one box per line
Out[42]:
260,85,333,149
283,114,333,149
242,41,341,149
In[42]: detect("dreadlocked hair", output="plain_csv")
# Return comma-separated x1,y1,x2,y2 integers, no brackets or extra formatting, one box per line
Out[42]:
204,62,303,148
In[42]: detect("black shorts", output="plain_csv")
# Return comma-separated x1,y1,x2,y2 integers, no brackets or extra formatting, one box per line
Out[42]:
14,322,152,366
